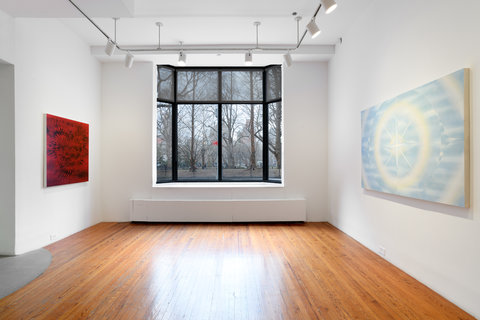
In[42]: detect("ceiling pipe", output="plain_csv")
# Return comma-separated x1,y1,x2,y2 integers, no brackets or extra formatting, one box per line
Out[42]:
90,44,335,56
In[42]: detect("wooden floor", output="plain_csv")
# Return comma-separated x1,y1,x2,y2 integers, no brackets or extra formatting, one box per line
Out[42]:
0,223,473,320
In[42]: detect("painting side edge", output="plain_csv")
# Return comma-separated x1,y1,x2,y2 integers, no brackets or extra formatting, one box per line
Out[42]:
464,68,471,208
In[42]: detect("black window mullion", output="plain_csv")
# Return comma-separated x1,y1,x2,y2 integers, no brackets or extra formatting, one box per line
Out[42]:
218,104,223,181
262,69,269,181
172,70,178,181
217,71,223,181
265,98,282,104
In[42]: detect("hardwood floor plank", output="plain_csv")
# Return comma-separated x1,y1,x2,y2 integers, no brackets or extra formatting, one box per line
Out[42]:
0,222,474,320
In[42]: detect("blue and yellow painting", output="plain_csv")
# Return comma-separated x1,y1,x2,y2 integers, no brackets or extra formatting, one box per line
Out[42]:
361,69,470,207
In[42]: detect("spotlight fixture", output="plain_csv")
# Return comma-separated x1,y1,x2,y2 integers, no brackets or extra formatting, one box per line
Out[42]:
125,52,134,68
283,52,293,67
105,39,116,56
105,18,119,56
244,22,260,66
178,51,187,66
306,19,321,39
321,0,338,14
245,51,253,66
177,41,187,66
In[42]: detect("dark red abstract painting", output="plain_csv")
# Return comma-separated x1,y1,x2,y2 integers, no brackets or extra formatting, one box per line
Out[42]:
45,114,89,187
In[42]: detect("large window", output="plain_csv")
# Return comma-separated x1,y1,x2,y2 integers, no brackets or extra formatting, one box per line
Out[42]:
156,65,282,183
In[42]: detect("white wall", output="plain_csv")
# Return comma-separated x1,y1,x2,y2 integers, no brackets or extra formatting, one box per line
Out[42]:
1,9,16,255
328,0,480,317
0,62,15,255
0,9,14,63
101,61,328,221
13,19,103,254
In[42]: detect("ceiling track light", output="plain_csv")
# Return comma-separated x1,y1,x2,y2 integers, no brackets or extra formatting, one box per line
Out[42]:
105,39,116,56
321,0,338,14
283,52,293,67
244,22,261,65
65,0,338,63
125,52,134,68
178,51,187,66
245,51,253,66
306,19,321,39
178,42,187,66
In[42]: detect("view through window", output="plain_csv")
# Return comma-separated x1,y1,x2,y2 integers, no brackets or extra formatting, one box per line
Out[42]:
156,65,282,183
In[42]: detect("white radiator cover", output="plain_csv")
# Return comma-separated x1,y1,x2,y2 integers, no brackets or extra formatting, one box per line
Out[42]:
130,199,306,222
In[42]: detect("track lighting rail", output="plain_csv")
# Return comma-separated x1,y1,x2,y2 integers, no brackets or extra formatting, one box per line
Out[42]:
66,0,336,67
67,0,111,42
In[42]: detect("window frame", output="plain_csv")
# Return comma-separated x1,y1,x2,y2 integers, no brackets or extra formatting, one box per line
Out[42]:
156,65,282,184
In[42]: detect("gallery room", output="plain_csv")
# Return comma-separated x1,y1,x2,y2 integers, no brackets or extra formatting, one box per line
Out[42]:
0,0,479,318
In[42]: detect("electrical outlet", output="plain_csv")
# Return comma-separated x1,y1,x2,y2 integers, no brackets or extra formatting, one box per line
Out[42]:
378,246,386,258
49,234,57,241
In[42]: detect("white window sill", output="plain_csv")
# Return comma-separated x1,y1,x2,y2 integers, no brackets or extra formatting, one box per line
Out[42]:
153,182,284,188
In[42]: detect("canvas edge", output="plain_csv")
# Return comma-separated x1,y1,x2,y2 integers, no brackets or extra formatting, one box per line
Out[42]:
463,68,471,208
360,109,366,189
43,113,48,188
86,122,90,183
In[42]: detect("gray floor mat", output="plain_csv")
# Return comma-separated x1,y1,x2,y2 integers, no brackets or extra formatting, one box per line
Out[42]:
0,248,52,299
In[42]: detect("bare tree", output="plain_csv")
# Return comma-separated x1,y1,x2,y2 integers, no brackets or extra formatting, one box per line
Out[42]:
254,67,282,172
176,71,218,173
222,105,241,168
245,71,263,172
221,72,242,169
157,68,174,100
222,71,263,173
157,105,172,172
178,104,218,174
268,67,282,171
269,103,282,170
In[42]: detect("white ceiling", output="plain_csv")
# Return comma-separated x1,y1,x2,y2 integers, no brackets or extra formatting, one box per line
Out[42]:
0,0,373,63
133,0,314,18
0,0,134,18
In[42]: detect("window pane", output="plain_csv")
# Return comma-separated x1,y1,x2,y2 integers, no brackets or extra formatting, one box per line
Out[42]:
222,71,263,101
157,103,173,182
177,104,218,180
268,102,282,181
157,67,174,101
177,71,218,101
222,104,263,180
266,66,282,101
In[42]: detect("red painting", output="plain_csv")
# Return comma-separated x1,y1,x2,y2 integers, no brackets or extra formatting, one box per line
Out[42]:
45,114,89,187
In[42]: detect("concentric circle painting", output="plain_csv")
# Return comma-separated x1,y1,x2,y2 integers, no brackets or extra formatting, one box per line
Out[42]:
361,69,470,207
